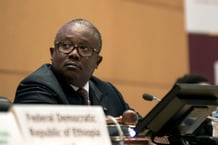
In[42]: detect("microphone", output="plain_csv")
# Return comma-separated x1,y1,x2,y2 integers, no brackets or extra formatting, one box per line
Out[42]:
142,93,161,102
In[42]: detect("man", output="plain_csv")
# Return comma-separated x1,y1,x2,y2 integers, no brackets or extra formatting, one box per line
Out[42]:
14,18,135,118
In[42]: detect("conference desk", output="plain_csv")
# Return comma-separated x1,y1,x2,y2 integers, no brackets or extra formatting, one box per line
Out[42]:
124,137,154,145
111,136,155,145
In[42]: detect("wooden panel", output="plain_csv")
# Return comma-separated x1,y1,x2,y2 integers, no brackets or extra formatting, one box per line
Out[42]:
0,73,28,101
0,0,187,115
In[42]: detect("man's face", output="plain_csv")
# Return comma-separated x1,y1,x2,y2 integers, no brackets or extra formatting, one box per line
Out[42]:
50,23,102,87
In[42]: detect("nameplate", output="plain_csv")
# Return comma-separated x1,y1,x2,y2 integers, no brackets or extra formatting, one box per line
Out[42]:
0,112,24,145
11,105,112,145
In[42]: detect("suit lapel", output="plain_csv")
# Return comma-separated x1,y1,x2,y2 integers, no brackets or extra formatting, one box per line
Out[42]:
89,80,103,105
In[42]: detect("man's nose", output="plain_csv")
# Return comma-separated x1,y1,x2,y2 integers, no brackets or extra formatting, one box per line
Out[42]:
68,47,80,60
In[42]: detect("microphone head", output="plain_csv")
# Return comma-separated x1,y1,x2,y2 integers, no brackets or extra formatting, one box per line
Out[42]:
142,93,154,101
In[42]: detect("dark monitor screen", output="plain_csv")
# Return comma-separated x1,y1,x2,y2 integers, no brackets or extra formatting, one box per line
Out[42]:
135,83,218,137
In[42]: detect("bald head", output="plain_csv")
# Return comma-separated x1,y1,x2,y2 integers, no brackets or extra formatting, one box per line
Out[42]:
54,19,102,51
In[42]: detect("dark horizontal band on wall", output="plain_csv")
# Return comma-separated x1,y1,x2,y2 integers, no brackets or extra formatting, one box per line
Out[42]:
0,68,170,89
124,0,183,11
103,77,170,89
0,69,30,76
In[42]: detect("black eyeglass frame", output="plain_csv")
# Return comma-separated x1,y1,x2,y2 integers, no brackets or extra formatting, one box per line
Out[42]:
54,41,100,57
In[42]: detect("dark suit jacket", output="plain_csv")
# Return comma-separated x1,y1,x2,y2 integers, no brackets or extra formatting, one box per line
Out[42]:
14,64,131,117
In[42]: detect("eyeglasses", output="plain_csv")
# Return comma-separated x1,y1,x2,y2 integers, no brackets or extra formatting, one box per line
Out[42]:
55,41,100,57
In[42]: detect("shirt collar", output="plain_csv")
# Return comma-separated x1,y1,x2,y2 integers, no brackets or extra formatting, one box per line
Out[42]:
70,82,89,93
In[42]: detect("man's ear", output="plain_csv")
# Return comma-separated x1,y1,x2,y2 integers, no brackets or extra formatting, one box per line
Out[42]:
96,55,103,67
50,47,54,56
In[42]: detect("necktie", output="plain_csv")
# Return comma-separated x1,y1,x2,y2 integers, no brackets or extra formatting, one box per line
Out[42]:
77,88,90,105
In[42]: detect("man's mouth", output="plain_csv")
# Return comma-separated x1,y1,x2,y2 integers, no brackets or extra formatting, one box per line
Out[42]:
64,62,81,70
